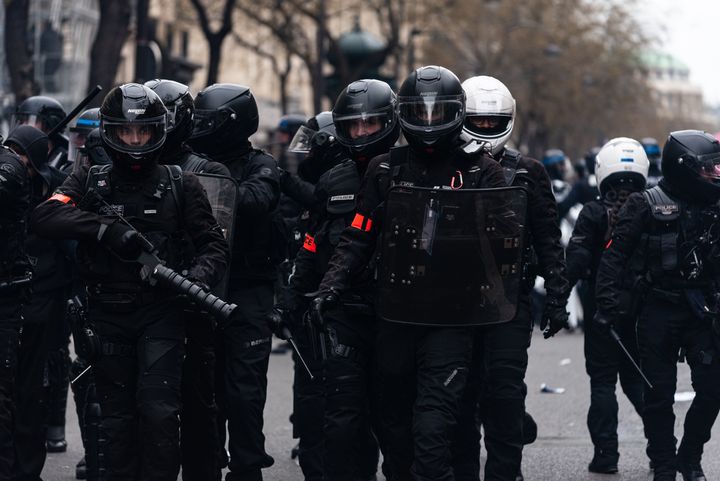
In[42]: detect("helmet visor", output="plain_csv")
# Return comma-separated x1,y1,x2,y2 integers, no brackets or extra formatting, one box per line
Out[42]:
334,106,395,148
68,131,88,163
101,116,166,154
288,125,317,153
11,113,45,132
398,95,464,131
688,152,720,181
464,115,512,137
191,109,231,138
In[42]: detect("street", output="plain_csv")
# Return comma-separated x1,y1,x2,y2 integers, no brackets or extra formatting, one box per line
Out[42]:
42,329,719,480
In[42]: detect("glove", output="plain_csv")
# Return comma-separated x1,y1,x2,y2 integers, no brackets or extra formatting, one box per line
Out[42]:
100,222,143,260
593,312,613,335
267,306,291,341
309,289,339,328
541,298,569,339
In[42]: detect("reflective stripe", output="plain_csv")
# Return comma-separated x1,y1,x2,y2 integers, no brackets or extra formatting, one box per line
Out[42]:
350,213,372,232
303,234,317,253
605,239,613,249
49,193,75,205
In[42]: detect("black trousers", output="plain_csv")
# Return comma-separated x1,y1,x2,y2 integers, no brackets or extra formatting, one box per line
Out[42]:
322,305,379,481
292,324,325,481
637,292,720,473
452,297,533,481
180,310,219,481
583,290,644,459
45,316,70,443
0,295,22,479
91,297,185,481
376,322,473,481
216,281,275,481
12,290,65,480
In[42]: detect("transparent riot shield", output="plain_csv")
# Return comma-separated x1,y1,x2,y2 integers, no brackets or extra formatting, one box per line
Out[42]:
376,185,527,326
196,174,238,297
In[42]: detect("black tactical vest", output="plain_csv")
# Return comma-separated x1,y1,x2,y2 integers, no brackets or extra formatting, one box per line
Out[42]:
0,152,30,276
633,185,719,286
77,164,185,289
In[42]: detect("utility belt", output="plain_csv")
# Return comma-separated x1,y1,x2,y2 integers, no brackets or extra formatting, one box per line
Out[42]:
87,283,175,312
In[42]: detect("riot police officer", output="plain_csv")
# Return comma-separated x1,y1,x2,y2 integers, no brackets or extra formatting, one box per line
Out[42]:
452,75,570,481
312,66,507,481
190,83,281,481
273,79,400,481
596,130,720,481
0,130,33,480
145,78,231,481
12,95,69,170
68,108,101,167
4,125,72,479
30,83,230,480
566,137,649,474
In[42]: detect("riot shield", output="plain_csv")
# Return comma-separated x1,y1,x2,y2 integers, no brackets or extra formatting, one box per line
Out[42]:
196,174,238,298
376,185,527,326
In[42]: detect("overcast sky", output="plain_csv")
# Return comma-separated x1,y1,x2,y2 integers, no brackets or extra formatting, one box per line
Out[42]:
638,0,720,106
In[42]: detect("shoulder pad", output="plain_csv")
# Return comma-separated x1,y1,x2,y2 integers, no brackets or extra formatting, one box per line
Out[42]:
642,185,680,221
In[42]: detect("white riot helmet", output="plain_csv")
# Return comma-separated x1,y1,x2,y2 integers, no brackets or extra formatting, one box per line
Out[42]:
460,76,516,155
595,137,649,197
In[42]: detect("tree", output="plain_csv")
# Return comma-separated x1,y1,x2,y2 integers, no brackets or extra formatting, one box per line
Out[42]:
190,0,237,86
88,0,132,107
234,0,432,113
4,0,39,101
424,0,658,158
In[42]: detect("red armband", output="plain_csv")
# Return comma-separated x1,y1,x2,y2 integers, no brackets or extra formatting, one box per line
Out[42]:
49,193,75,206
303,234,317,253
350,213,373,232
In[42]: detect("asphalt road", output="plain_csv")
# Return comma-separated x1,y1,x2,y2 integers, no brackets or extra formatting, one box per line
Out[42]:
42,329,719,480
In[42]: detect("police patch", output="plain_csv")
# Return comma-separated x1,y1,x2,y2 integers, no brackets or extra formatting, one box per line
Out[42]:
330,194,355,202
99,204,124,216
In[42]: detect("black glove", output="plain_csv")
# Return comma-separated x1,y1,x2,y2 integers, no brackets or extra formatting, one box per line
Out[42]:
541,298,569,339
101,222,143,260
267,306,291,341
593,312,613,335
309,289,339,328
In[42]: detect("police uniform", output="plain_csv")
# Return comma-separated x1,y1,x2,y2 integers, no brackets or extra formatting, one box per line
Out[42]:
31,163,229,480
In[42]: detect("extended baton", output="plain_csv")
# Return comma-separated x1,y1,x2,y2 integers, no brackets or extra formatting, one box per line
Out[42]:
47,85,103,138
282,327,315,380
609,327,653,389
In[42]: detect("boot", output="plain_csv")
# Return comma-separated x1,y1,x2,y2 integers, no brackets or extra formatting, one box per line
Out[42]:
677,460,707,481
588,449,619,474
75,456,86,480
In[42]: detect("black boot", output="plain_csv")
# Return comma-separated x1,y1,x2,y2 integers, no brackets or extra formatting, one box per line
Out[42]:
515,469,524,481
75,456,87,480
677,460,707,481
653,466,677,481
588,449,619,474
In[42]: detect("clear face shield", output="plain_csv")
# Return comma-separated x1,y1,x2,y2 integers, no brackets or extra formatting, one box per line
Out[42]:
687,152,720,184
100,116,167,156
11,114,47,133
334,107,394,148
398,95,464,131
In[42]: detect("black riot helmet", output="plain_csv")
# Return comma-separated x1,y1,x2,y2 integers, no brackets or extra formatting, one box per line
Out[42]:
189,83,259,156
68,108,100,163
289,111,337,155
12,96,66,134
99,83,168,173
5,125,50,186
332,79,399,162
295,111,345,184
397,65,465,156
144,79,195,150
662,130,720,203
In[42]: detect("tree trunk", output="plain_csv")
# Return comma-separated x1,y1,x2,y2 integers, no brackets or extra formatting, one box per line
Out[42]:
205,35,222,86
88,0,131,107
4,0,39,102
